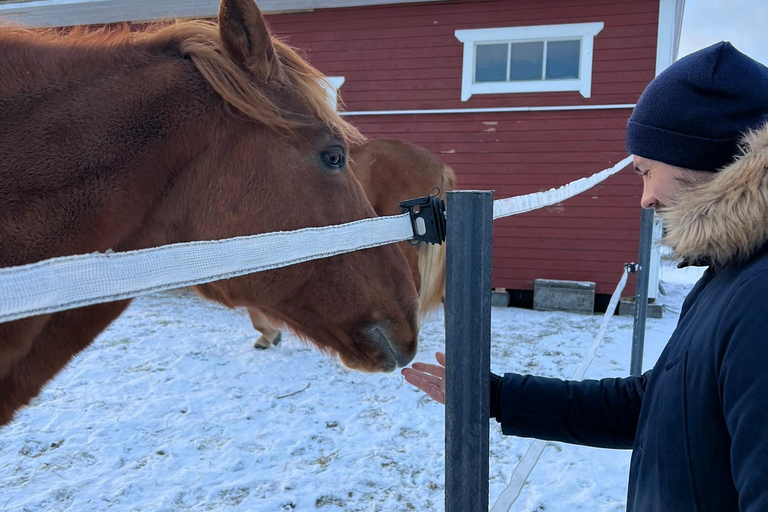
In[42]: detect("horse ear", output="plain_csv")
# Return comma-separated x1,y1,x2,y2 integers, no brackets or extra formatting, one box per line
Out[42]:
219,0,281,80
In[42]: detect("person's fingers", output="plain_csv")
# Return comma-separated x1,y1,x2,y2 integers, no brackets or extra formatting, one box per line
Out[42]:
403,371,445,404
424,382,445,404
409,370,443,390
410,362,445,378
402,368,446,405
402,369,431,393
402,351,448,405
402,368,437,386
401,369,423,388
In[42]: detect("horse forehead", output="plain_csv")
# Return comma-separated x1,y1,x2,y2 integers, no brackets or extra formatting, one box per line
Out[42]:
267,86,323,123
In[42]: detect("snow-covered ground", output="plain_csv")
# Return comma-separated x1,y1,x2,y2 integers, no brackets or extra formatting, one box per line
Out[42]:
0,263,704,512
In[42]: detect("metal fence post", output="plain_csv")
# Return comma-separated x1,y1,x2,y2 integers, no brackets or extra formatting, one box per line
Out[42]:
445,190,493,512
631,207,654,375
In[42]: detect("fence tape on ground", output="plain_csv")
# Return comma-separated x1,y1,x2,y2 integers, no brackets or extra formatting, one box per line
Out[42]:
0,214,413,324
490,267,630,512
0,156,632,323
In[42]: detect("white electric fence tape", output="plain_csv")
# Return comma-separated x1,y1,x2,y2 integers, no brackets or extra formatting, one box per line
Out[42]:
0,157,632,323
493,156,634,219
0,214,414,324
490,268,630,512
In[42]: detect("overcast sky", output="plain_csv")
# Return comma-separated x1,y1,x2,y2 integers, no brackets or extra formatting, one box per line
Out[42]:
679,0,768,65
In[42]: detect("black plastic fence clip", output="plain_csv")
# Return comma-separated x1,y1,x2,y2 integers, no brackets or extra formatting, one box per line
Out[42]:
625,262,639,274
399,187,446,246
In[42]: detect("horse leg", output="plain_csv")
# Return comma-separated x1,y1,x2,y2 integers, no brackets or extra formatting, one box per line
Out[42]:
248,308,282,349
0,301,128,426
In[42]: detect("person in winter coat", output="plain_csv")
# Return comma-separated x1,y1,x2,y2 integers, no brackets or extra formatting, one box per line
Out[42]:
402,41,768,512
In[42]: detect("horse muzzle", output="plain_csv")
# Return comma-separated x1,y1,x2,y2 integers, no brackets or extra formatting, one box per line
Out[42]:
361,323,417,371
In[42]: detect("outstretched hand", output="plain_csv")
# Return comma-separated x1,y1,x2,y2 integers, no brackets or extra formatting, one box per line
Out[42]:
401,351,446,405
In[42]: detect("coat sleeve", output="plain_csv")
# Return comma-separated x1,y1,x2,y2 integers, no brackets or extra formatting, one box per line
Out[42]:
717,271,768,511
498,370,650,449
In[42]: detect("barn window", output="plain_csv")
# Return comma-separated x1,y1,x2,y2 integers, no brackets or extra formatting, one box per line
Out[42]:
455,23,604,101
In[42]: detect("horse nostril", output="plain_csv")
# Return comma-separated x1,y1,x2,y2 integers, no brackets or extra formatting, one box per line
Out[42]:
365,324,415,368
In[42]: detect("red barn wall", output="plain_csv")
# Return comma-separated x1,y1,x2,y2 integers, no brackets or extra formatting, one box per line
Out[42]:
266,0,658,295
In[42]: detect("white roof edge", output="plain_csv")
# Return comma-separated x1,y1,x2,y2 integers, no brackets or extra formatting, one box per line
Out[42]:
0,0,443,28
655,0,683,74
647,0,685,301
673,0,686,60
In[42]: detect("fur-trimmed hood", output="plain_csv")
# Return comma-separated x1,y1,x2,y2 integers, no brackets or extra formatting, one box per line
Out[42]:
661,122,768,267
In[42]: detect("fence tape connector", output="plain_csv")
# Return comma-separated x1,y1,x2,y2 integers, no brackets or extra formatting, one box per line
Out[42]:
492,155,633,219
0,214,414,324
490,267,630,512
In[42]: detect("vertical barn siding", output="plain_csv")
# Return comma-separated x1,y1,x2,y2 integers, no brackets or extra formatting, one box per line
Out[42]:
265,0,658,295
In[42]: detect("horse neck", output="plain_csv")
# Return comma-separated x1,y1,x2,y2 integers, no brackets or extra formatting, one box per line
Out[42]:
0,41,226,425
350,140,454,316
0,41,218,266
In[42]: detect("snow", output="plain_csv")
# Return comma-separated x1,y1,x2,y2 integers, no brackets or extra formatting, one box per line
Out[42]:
0,263,705,512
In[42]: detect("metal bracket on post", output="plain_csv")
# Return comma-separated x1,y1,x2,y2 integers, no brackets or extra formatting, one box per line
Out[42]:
399,188,446,245
445,190,493,512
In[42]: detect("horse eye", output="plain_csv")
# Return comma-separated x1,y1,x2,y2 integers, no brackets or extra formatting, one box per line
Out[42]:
321,149,346,170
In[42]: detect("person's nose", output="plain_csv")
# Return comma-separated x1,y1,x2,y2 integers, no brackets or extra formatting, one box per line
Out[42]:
640,180,657,210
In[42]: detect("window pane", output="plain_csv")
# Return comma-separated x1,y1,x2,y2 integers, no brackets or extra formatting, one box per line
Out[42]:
475,44,508,82
509,41,544,81
546,40,580,79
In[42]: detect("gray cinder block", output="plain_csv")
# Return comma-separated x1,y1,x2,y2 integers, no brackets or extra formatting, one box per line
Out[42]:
618,298,663,319
491,289,510,308
534,279,595,314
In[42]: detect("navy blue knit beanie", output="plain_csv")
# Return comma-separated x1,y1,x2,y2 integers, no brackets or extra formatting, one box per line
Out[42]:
626,41,768,172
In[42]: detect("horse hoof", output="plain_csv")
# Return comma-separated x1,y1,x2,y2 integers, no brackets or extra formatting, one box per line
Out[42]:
271,333,282,347
253,337,271,350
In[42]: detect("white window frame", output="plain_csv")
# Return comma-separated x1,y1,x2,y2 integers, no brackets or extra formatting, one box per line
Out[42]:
454,22,604,101
322,76,346,111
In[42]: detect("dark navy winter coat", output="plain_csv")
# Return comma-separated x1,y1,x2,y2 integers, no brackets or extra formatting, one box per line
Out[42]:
500,253,768,511
499,126,768,511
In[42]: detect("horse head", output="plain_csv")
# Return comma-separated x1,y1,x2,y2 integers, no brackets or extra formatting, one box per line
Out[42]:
182,0,419,372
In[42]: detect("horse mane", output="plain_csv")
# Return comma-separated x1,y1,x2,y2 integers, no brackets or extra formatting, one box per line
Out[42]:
416,163,456,315
0,20,363,144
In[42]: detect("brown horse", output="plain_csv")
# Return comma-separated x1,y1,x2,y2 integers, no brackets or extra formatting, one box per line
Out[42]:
249,138,455,349
0,0,419,427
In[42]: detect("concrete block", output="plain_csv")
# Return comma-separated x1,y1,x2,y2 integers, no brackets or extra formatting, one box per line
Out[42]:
618,298,663,319
491,289,510,308
534,279,595,314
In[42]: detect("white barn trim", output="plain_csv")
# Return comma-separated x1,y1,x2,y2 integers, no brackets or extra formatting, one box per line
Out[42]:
0,0,443,28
